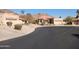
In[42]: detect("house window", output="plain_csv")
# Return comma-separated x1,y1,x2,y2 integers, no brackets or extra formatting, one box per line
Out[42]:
6,18,17,20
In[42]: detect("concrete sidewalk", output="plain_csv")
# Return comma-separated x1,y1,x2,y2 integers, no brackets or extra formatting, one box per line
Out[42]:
39,24,79,27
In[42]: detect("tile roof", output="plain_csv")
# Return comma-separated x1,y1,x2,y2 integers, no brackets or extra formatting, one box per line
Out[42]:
33,13,54,20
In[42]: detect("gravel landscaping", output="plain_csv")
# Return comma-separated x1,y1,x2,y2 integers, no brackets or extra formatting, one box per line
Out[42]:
0,24,38,41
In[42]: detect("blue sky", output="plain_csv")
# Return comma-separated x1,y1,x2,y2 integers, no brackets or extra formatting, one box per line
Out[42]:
11,9,77,18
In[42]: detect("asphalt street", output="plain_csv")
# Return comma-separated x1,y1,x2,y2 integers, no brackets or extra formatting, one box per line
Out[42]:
0,26,79,49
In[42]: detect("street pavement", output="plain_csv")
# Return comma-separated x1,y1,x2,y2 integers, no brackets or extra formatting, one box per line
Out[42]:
0,26,79,49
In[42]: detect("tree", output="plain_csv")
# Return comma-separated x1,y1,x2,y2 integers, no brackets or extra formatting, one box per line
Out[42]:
25,13,33,23
76,9,79,18
21,10,25,14
59,16,61,18
76,9,79,14
64,16,73,24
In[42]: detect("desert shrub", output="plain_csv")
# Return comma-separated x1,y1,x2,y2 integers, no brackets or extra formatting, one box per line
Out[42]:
67,22,72,25
6,22,12,27
35,20,39,24
14,24,22,30
31,20,37,24
65,22,72,25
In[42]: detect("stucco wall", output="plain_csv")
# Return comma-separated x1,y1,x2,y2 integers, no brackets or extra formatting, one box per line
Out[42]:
54,18,65,25
1,13,24,25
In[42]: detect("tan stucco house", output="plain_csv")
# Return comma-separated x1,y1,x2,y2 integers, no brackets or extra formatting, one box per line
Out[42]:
33,13,65,25
33,14,54,25
0,13,24,26
71,16,79,25
54,18,65,25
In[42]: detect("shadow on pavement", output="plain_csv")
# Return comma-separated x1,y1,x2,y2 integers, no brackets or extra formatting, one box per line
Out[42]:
72,34,79,39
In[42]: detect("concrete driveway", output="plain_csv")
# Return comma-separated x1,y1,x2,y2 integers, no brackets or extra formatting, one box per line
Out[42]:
0,26,79,49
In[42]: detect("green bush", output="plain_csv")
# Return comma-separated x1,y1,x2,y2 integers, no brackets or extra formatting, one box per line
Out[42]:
14,24,22,30
6,22,12,27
